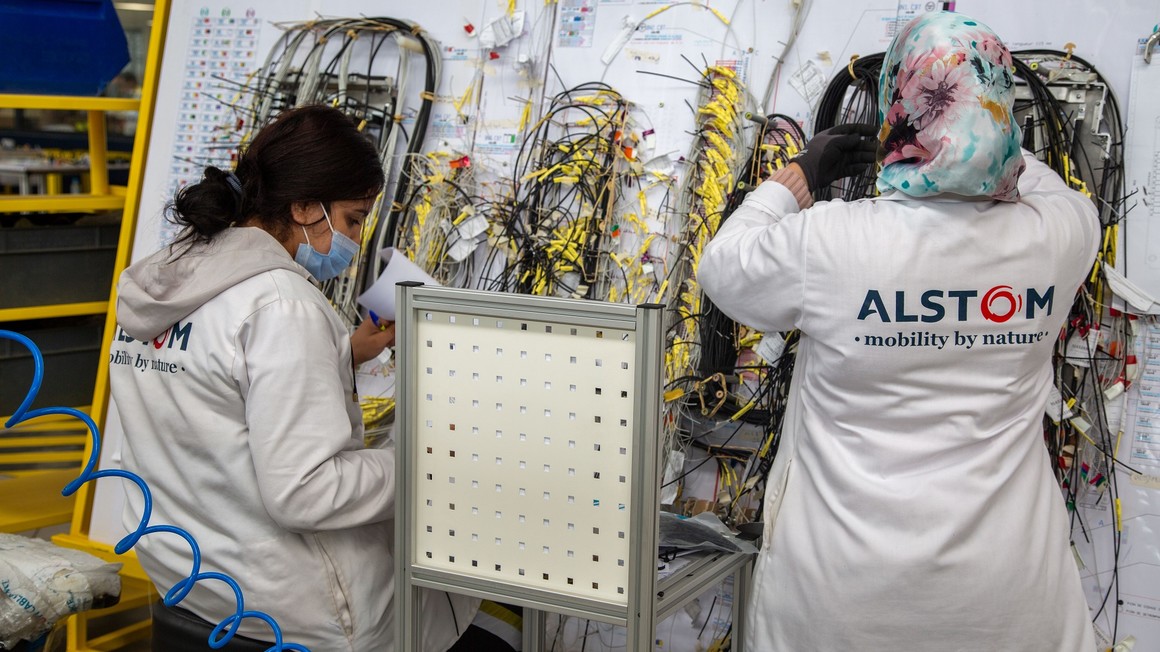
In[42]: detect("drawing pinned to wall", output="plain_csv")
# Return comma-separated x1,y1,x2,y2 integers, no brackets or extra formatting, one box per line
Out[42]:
623,47,661,64
891,1,956,38
479,11,526,49
1129,329,1160,472
788,59,827,105
1072,317,1160,650
1123,48,1160,296
631,23,683,46
557,0,598,48
474,123,522,156
164,7,262,245
442,45,474,61
714,53,751,86
430,111,471,145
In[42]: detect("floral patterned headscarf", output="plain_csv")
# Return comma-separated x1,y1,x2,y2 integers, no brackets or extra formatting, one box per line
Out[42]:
876,12,1025,201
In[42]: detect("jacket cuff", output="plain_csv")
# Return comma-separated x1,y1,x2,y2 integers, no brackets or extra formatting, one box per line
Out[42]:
770,166,813,210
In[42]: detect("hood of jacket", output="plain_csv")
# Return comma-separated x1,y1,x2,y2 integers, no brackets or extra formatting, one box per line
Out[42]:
117,226,309,340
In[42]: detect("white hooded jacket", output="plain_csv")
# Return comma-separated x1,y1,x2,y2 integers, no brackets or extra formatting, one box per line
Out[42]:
698,152,1099,651
111,226,474,651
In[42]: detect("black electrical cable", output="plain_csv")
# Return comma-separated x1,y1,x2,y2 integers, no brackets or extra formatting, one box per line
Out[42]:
812,53,884,202
1013,53,1128,641
445,592,460,637
363,17,440,269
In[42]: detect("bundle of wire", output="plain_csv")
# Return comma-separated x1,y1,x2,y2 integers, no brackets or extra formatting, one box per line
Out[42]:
808,52,884,202
650,65,749,517
1010,49,1131,645
392,152,484,288
478,83,630,300
662,111,805,527
202,17,445,446
665,65,745,386
738,112,806,188
695,111,803,414
208,17,441,322
663,327,798,528
704,111,805,372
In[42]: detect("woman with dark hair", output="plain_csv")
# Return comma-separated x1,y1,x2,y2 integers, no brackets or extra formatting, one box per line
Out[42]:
109,105,475,650
699,12,1097,651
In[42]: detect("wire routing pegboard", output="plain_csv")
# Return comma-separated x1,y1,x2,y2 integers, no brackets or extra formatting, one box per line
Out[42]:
395,284,665,651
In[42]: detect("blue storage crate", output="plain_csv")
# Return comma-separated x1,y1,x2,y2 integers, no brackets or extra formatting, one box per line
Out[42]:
0,0,130,96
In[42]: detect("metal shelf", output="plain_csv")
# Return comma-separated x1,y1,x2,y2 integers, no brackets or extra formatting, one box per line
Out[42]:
1,409,91,431
0,193,125,213
0,94,139,112
0,301,109,323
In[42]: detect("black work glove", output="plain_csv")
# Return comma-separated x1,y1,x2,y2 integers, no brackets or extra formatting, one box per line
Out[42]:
792,123,878,190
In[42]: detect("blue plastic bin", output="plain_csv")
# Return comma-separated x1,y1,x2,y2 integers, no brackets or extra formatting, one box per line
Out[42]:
0,0,130,95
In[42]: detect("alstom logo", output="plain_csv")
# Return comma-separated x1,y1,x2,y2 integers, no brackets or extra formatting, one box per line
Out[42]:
857,285,1055,323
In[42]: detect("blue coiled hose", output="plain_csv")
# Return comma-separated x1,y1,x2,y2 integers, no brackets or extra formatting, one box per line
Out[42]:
1,330,310,652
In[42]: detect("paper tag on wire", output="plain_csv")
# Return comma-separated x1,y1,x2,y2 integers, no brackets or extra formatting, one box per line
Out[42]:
755,334,787,363
479,11,525,49
446,237,477,262
1044,384,1074,423
1064,328,1100,367
455,213,489,239
659,449,685,505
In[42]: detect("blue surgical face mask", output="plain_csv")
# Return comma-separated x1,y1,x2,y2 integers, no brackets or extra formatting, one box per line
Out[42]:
294,202,360,281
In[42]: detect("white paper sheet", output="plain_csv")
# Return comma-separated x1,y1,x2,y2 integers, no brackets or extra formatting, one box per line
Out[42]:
1077,318,1160,650
356,248,440,322
1122,44,1160,299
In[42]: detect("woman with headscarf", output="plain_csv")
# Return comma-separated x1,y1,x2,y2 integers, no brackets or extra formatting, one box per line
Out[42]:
698,11,1098,650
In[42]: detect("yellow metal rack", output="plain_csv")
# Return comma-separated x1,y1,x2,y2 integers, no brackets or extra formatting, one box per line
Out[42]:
0,1,170,650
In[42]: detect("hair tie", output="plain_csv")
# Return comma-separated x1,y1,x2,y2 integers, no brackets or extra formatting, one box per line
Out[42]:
224,171,243,199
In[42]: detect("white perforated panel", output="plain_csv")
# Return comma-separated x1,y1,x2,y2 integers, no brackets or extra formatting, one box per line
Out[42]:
412,311,637,604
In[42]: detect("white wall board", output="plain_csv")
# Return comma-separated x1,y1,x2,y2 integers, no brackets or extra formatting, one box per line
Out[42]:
88,2,1160,649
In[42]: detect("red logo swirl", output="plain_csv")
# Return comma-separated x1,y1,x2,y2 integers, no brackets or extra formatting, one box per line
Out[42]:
981,285,1022,322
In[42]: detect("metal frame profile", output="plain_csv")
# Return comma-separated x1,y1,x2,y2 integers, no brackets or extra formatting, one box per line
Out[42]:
394,283,670,651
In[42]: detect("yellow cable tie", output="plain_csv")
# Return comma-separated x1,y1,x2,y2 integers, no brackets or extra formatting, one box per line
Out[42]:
848,54,860,80
411,23,423,35
357,119,367,132
419,90,436,102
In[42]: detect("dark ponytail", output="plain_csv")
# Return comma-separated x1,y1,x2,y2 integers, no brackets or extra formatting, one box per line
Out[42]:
166,105,384,249
167,165,244,245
